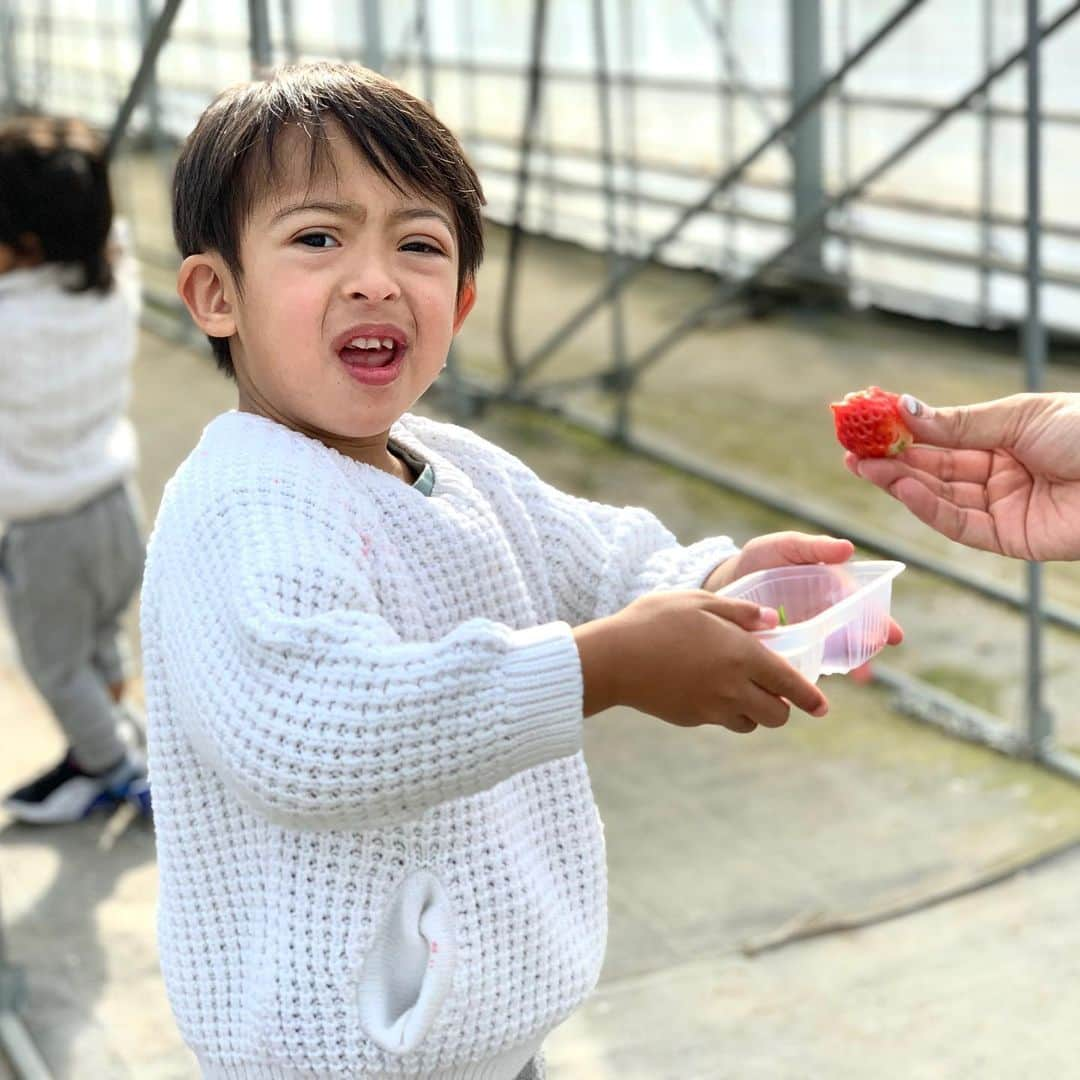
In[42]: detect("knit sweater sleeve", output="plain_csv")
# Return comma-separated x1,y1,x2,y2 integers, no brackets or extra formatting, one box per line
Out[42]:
149,462,584,831
421,429,734,630
438,426,740,627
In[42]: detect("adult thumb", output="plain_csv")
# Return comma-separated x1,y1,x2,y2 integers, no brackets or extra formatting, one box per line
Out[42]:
899,394,1016,451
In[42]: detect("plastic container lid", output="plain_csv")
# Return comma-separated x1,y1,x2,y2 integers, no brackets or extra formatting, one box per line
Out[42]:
715,560,905,684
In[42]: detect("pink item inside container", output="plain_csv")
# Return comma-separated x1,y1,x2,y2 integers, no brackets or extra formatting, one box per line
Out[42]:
716,560,905,684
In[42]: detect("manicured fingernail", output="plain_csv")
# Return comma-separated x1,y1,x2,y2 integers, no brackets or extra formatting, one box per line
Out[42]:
900,394,932,418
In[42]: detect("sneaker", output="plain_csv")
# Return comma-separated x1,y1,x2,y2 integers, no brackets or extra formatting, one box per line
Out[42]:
3,750,145,825
115,700,147,751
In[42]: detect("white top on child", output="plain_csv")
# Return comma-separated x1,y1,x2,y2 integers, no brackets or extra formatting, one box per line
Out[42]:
142,409,738,1079
0,224,139,524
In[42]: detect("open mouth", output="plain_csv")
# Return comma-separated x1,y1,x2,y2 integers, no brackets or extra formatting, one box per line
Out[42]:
339,335,401,369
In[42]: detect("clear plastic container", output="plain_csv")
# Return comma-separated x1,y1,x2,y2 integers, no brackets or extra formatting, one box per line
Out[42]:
715,560,905,683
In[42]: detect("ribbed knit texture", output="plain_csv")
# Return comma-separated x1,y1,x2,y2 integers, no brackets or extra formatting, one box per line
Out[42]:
141,410,738,1078
0,229,139,523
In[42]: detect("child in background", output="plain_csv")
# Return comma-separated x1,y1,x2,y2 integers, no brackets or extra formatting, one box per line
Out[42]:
0,116,147,823
146,62,894,1078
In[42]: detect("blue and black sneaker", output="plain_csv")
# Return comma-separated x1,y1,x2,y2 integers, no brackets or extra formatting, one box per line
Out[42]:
3,749,147,825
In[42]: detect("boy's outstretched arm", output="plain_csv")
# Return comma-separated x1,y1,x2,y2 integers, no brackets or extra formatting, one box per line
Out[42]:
467,434,740,624
573,591,828,731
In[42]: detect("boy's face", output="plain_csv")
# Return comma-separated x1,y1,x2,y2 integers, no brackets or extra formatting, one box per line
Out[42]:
186,125,474,447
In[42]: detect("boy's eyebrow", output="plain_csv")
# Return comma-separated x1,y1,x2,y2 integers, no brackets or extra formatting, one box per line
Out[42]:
270,199,454,233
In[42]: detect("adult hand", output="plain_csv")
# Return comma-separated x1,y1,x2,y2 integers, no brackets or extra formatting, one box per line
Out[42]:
846,392,1080,561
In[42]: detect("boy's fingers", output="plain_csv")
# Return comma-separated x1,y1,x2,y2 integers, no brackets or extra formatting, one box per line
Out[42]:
702,595,778,630
811,536,855,564
771,532,853,566
740,684,791,729
725,716,759,734
754,655,828,717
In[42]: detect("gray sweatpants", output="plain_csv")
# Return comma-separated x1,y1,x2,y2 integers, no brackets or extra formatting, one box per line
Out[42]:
1,483,145,772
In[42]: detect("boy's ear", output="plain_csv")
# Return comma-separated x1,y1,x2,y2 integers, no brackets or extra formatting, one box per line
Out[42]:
452,278,477,334
177,253,236,339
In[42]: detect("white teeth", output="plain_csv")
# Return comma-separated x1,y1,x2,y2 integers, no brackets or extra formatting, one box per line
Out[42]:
346,336,398,350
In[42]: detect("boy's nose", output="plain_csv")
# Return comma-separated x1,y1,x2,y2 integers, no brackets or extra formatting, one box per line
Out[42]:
343,260,401,302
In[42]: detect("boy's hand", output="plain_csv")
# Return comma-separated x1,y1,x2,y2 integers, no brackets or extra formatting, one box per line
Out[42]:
704,531,854,592
573,591,829,733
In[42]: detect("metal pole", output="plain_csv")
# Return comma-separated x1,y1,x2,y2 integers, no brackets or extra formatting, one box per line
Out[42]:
721,0,736,274
618,0,639,257
280,0,299,63
978,0,995,322
416,0,434,103
0,0,19,114
592,0,630,440
105,0,184,161
1024,0,1050,752
31,0,51,110
136,0,165,147
248,0,272,72
838,0,852,280
788,0,825,278
362,0,384,71
460,0,477,153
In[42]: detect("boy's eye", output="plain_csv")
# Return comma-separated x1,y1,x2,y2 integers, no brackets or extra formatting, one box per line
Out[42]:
400,239,446,256
296,232,338,249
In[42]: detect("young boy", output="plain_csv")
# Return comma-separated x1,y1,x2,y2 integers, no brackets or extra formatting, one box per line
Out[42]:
0,115,147,824
146,62,882,1078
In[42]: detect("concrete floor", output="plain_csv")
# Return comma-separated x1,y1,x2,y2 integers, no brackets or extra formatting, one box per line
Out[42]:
4,254,1080,1076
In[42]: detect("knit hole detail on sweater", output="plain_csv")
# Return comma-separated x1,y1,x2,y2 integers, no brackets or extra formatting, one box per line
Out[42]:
356,869,457,1054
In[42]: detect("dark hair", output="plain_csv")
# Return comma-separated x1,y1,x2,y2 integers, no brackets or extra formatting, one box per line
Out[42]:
172,61,486,376
0,115,114,293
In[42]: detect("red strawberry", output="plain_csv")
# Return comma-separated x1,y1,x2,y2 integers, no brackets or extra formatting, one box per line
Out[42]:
830,386,913,458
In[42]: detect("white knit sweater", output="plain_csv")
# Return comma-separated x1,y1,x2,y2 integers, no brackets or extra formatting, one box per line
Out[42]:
0,232,139,523
141,410,738,1079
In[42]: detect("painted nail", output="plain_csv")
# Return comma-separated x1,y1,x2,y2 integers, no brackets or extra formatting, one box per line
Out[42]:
900,394,931,418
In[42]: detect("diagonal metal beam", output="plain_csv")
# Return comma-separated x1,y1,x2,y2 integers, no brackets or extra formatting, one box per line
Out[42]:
623,0,1080,383
105,0,184,161
507,0,930,386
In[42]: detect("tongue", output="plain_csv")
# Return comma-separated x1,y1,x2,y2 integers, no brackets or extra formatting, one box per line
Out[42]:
342,346,395,368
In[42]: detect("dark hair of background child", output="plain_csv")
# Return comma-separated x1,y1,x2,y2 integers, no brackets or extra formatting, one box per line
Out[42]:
0,115,115,293
172,61,487,377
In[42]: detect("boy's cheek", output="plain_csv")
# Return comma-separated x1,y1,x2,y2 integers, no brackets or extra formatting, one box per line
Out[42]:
251,278,328,332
